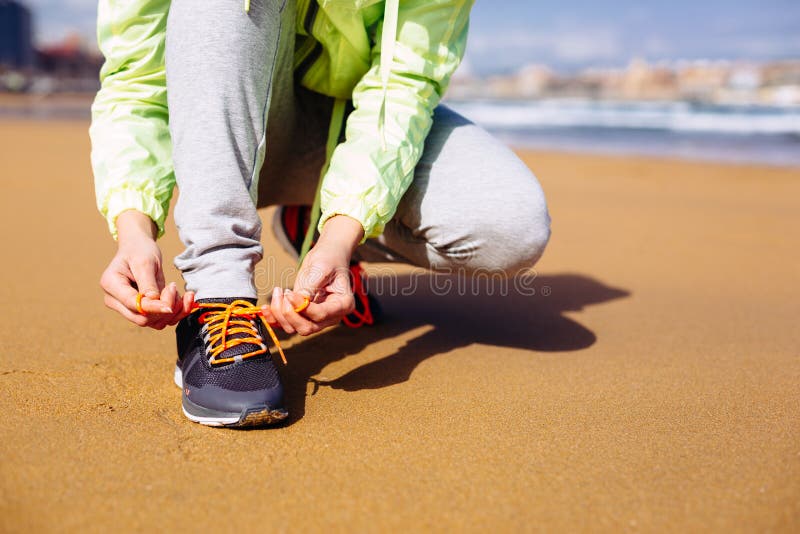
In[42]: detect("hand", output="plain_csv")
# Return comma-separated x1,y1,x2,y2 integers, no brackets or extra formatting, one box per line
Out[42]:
99,210,195,329
262,215,364,336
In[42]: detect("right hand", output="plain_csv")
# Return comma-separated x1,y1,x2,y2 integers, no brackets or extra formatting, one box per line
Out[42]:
260,214,363,336
99,210,195,329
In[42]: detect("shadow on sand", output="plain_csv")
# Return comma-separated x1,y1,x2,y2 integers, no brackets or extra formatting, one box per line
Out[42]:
278,272,630,425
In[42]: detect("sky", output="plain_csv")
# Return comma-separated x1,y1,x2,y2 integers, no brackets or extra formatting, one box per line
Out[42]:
20,0,800,75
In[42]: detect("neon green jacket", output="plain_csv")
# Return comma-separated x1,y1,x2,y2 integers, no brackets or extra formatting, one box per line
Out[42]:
90,0,473,240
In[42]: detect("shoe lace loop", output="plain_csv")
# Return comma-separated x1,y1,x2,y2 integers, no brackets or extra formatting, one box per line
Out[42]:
193,299,307,366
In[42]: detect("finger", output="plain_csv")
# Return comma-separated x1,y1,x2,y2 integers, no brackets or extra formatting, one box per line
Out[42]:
299,305,343,331
148,285,180,330
163,291,196,327
285,289,311,314
281,290,321,336
113,290,173,322
329,267,355,295
138,294,174,315
168,283,183,314
303,293,355,323
160,282,177,306
290,278,316,304
261,304,324,330
101,268,140,312
103,294,149,327
270,287,295,334
260,305,277,325
181,291,196,317
102,270,168,316
166,282,182,312
294,259,333,296
130,280,174,316
300,305,345,332
159,283,185,326
129,257,164,299
295,266,322,293
104,293,169,330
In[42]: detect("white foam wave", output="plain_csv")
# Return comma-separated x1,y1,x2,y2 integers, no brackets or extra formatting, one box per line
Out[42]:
446,99,800,136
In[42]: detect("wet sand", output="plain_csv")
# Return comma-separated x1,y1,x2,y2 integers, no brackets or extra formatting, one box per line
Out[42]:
0,120,798,531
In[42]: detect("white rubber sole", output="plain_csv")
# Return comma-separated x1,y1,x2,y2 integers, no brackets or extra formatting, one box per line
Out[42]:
173,364,183,388
181,408,240,426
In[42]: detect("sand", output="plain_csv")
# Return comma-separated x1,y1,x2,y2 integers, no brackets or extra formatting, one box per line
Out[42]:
0,119,798,532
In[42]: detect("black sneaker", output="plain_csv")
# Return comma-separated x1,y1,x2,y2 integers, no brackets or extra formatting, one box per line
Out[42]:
272,205,381,327
174,298,288,427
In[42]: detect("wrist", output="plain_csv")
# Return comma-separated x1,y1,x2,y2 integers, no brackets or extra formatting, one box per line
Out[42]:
318,214,364,256
116,209,157,243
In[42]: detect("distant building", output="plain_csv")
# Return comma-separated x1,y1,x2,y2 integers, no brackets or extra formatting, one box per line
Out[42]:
676,60,731,101
0,0,35,69
515,64,554,98
621,58,678,101
35,33,104,92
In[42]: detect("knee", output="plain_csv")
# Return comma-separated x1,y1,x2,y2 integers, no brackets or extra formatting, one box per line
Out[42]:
480,191,551,275
430,181,551,276
517,213,552,272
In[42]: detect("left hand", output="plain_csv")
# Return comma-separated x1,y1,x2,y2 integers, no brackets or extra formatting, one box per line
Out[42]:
263,215,364,335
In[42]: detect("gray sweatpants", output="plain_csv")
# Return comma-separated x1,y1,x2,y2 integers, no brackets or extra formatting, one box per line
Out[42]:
166,0,550,300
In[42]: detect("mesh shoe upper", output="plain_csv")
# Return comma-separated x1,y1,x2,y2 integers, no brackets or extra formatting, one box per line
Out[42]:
176,298,284,408
183,351,281,392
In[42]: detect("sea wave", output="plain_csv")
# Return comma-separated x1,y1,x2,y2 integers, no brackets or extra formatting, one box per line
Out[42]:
446,99,800,136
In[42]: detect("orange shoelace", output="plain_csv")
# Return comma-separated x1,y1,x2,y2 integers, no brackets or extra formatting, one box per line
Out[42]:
342,263,374,328
192,298,309,366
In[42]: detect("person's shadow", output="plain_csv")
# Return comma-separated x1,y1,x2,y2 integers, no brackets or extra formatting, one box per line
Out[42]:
277,272,629,425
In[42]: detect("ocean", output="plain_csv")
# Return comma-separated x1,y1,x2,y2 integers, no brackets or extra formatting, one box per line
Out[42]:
3,95,798,168
444,99,800,168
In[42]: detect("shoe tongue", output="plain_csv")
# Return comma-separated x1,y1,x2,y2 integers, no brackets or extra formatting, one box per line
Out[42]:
196,297,257,305
196,298,264,365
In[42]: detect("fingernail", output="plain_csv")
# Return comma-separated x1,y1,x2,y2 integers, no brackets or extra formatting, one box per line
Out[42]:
162,307,173,313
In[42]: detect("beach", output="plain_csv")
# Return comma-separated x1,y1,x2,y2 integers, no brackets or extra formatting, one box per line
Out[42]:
0,119,798,531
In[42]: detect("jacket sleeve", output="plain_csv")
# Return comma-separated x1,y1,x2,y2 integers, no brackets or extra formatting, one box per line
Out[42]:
89,0,174,240
318,0,474,239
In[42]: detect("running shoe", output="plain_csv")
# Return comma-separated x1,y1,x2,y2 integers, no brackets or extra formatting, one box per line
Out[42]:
174,298,289,427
